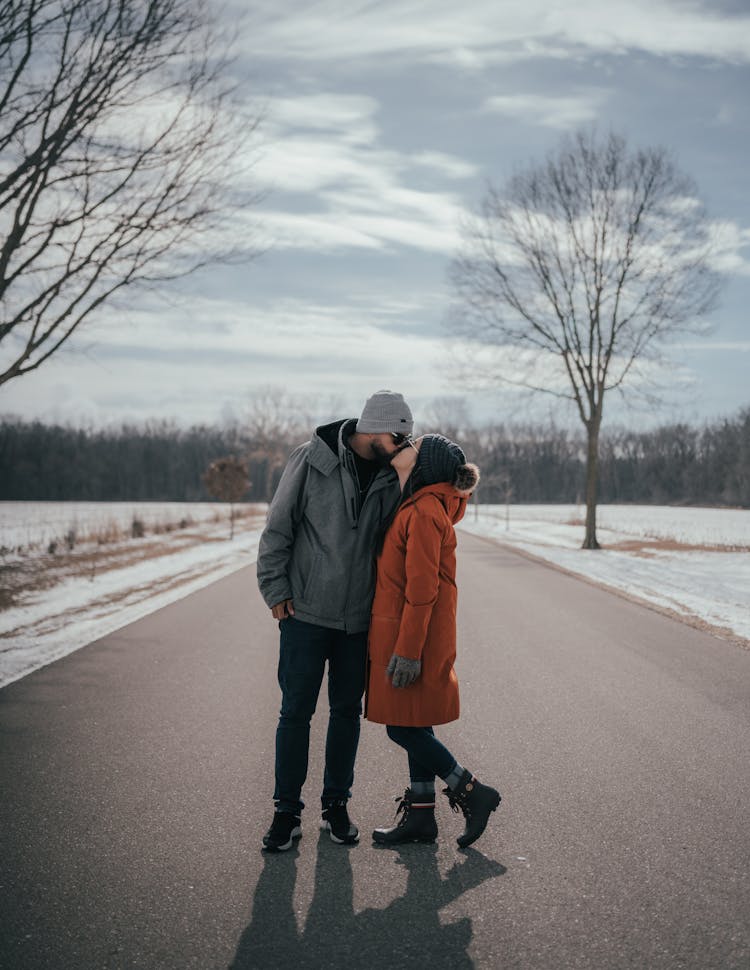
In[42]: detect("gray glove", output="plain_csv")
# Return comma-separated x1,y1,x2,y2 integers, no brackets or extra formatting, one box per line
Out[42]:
387,654,422,689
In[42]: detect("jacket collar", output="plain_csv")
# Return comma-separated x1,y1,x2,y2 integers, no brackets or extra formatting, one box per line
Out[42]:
306,419,354,475
307,435,339,475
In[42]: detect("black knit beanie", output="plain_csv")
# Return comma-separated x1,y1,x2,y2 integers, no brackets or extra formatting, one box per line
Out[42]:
417,434,466,487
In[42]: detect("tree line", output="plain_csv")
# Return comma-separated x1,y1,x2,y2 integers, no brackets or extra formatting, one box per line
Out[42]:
1,407,748,507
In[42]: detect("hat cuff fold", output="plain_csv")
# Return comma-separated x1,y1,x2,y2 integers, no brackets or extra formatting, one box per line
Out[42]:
355,418,414,434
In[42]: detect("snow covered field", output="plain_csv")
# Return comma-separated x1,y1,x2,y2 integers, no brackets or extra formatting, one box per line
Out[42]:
1,501,748,689
463,503,750,549
458,504,750,645
0,500,248,552
1,503,266,688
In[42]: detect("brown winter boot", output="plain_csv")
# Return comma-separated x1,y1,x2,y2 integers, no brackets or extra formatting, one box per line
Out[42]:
372,789,438,845
443,770,501,848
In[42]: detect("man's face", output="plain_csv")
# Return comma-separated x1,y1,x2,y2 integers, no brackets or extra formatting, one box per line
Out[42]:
369,433,408,467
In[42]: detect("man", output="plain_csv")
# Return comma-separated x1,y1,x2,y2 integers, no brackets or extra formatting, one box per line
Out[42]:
257,389,414,852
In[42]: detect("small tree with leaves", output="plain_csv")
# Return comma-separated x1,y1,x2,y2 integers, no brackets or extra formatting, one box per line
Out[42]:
202,456,250,539
450,129,720,548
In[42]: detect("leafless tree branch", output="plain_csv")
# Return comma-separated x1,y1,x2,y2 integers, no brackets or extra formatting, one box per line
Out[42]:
448,128,720,547
0,0,261,386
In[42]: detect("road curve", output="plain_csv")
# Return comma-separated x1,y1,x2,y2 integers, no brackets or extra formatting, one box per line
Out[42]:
1,531,748,969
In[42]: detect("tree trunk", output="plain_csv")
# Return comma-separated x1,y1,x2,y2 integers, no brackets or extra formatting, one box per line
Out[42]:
582,418,601,550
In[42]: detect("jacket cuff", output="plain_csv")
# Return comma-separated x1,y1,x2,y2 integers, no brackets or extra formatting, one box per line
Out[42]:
260,580,293,609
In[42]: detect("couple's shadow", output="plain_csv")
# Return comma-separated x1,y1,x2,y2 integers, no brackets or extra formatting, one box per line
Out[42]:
230,832,507,969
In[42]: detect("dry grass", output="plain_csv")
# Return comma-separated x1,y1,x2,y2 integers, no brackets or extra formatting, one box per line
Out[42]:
0,508,265,612
607,538,750,556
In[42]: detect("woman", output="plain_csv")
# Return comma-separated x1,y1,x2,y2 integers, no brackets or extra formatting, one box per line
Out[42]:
366,433,501,847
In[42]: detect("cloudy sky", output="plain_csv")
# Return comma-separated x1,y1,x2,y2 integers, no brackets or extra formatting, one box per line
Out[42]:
2,0,749,431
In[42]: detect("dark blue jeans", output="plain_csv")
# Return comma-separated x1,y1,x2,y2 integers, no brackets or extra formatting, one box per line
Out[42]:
274,616,367,815
386,725,457,784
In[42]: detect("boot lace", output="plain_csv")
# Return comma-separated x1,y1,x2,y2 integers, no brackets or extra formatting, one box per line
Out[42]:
443,786,471,818
392,790,411,824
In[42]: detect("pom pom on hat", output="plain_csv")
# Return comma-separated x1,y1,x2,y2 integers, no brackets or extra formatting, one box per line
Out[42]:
454,462,480,493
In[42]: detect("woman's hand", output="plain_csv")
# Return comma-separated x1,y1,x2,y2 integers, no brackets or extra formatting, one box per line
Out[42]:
387,654,422,688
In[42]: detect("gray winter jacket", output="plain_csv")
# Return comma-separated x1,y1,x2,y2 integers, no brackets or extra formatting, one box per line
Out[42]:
256,419,402,633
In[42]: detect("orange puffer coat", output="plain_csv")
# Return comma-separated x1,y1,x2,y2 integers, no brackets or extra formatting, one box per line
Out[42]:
365,481,468,727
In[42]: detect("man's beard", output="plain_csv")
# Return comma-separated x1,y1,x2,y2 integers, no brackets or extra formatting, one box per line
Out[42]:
370,440,397,468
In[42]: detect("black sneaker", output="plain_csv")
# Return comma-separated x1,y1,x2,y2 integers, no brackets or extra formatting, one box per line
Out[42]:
321,801,360,845
262,811,302,852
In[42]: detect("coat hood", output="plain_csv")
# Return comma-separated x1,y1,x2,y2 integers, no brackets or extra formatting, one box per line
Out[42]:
400,481,469,526
308,418,354,471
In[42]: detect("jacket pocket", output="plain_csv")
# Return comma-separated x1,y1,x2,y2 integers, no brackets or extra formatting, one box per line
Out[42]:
368,613,401,666
302,553,324,601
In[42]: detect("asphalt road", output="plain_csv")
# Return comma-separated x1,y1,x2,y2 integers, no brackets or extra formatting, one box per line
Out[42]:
1,532,749,970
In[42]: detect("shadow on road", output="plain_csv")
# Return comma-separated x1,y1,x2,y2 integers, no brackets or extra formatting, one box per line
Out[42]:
230,832,507,969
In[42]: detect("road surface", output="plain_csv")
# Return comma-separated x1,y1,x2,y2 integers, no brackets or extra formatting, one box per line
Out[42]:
1,531,749,969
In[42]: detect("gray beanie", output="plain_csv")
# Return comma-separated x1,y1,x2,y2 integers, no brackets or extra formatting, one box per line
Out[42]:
356,389,414,435
417,433,466,487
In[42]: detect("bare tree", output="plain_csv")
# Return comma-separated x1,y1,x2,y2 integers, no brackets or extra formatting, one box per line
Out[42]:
202,455,250,539
449,129,720,548
419,396,473,439
241,387,315,499
0,0,259,388
244,387,315,443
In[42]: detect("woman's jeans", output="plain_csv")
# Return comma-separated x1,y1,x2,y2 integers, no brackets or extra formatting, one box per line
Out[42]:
274,617,367,816
386,725,457,783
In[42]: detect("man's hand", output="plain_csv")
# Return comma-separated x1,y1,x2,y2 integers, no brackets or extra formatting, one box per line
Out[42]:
387,654,422,688
271,599,295,620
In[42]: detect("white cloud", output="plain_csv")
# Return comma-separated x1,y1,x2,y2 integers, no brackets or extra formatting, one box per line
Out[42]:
482,90,610,129
257,210,384,251
65,290,447,358
445,335,704,410
256,97,476,193
410,151,479,179
242,0,750,67
557,0,750,63
708,220,750,276
263,93,380,143
254,135,380,193
338,210,462,253
251,92,472,255
258,190,465,255
677,341,750,352
0,293,453,426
